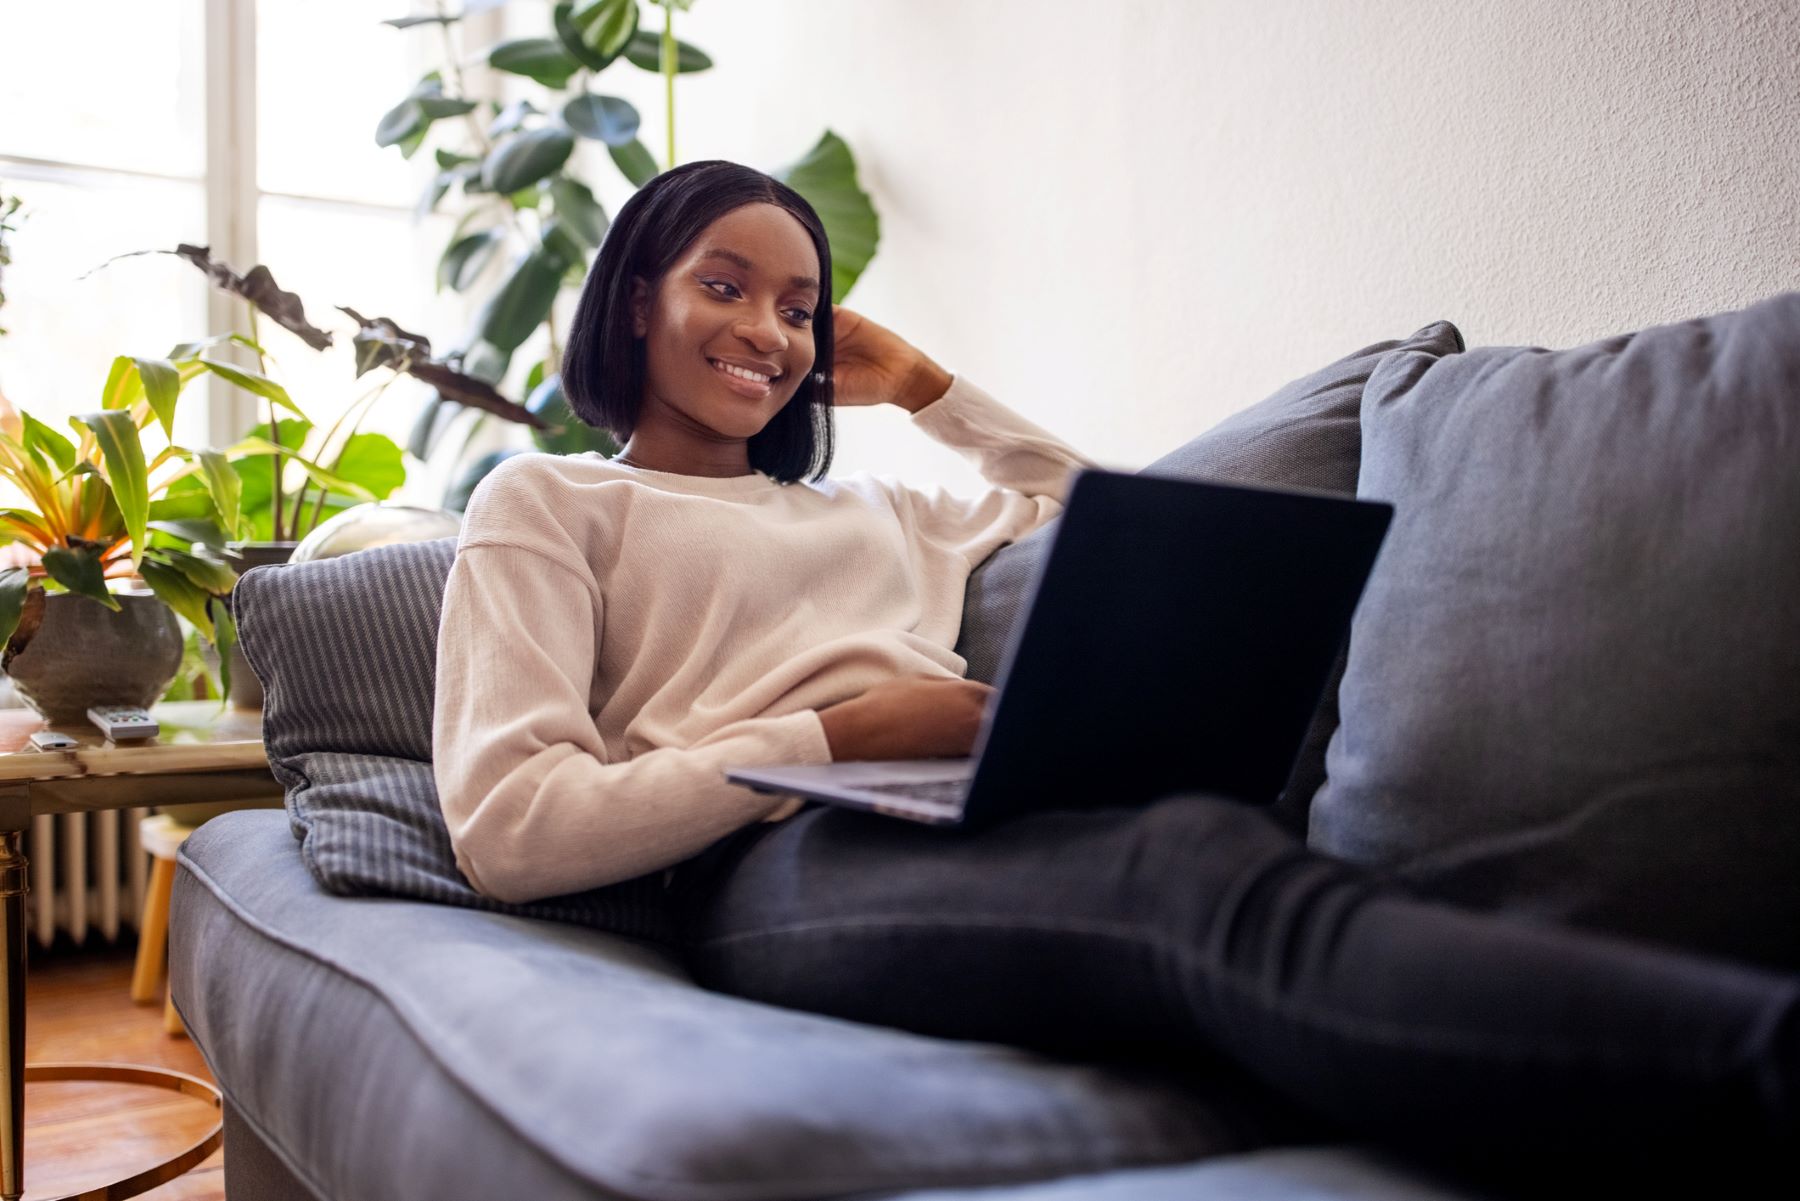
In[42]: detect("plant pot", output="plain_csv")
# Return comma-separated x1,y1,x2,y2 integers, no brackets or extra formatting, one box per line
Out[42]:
221,542,300,711
2,590,185,724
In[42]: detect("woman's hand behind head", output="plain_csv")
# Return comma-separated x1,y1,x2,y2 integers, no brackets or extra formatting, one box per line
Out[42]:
831,306,953,414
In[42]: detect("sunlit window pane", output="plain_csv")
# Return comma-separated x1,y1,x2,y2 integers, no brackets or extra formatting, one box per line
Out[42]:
0,172,211,507
257,0,440,207
0,2,206,179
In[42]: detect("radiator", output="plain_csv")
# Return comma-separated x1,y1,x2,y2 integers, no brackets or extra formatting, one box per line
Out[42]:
1,679,154,947
26,809,153,948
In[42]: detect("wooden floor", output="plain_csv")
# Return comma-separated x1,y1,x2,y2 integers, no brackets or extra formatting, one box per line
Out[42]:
21,943,224,1201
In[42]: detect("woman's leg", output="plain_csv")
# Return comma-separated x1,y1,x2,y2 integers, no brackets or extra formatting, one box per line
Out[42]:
674,794,1796,1180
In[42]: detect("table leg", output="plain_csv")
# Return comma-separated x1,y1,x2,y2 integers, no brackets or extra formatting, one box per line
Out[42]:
0,822,23,1201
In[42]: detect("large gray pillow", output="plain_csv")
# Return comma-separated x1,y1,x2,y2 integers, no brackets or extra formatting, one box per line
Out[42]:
1311,292,1800,967
958,321,1465,830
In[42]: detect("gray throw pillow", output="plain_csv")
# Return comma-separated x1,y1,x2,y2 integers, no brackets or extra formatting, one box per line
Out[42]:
1312,292,1800,968
232,542,677,945
956,321,1465,831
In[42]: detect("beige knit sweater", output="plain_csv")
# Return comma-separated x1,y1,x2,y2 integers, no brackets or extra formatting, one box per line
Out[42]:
433,376,1097,902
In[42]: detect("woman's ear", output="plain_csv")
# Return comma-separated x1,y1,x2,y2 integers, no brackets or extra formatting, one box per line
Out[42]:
629,277,650,337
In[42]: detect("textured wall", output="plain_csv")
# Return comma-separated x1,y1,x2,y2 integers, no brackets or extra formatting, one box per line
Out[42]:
586,0,1800,489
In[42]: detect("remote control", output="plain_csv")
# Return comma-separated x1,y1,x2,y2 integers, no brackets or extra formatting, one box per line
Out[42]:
28,730,79,751
86,706,160,741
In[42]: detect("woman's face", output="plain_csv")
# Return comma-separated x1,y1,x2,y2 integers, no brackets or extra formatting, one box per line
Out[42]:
631,202,822,447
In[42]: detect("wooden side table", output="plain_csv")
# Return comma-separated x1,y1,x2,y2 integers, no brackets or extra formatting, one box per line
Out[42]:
0,700,281,1201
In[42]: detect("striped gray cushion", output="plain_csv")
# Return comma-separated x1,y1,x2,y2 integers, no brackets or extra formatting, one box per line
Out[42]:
232,539,675,944
956,322,1465,832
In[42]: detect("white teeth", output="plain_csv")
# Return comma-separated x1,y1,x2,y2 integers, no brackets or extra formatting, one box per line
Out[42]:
712,359,773,384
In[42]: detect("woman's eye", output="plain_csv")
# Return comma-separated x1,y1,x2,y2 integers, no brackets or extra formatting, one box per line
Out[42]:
785,309,814,326
703,279,741,298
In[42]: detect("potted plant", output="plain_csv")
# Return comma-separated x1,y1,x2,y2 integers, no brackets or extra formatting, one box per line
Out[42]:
0,342,367,720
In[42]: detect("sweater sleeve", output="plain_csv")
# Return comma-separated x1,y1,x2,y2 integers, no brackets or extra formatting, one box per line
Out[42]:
897,374,1102,564
432,541,833,903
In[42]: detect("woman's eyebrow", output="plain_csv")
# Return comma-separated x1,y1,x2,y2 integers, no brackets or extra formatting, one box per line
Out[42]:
698,247,820,294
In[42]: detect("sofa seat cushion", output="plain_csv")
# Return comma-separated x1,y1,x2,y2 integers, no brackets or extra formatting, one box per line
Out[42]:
174,811,1307,1201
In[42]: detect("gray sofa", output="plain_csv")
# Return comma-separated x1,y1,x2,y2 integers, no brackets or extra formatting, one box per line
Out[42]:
170,302,1799,1199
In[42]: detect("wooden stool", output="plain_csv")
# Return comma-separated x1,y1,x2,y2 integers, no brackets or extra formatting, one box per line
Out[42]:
130,813,197,1036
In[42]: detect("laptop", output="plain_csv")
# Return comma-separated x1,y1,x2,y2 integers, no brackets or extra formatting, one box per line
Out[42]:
726,468,1392,828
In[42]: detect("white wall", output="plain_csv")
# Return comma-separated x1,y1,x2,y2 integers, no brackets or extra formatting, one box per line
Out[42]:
587,0,1800,494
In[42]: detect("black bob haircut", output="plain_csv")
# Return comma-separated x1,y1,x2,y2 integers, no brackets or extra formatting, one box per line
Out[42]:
561,160,836,484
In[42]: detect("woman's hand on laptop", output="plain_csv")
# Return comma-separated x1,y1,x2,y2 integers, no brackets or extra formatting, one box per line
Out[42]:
816,676,996,762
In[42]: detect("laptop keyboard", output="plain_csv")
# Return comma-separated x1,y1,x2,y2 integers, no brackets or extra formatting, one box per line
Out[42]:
856,778,971,805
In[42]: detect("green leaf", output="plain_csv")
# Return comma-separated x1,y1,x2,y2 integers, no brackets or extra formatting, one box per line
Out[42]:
608,138,659,188
71,409,148,573
376,98,426,148
193,448,241,541
134,357,181,439
218,418,311,528
438,228,503,292
418,96,478,120
0,566,29,647
775,130,881,304
435,148,477,170
548,176,608,246
567,0,638,66
149,546,238,595
418,172,453,220
482,127,574,195
462,341,512,384
198,358,307,418
149,490,219,522
539,217,588,272
328,433,407,500
102,355,143,410
527,373,616,457
383,14,456,28
225,438,377,503
148,518,228,550
561,94,640,146
623,28,711,73
376,69,475,150
137,559,215,640
41,546,119,610
553,2,613,71
21,413,75,473
213,600,235,697
166,332,266,361
487,38,580,89
486,98,540,138
475,250,563,352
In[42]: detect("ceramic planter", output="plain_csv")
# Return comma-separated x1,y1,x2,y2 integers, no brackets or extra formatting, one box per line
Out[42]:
2,590,185,724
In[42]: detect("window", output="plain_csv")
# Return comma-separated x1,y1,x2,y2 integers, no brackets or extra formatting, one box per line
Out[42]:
0,0,471,510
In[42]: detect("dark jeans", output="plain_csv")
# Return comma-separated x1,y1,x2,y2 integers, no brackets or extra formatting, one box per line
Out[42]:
672,794,1797,1183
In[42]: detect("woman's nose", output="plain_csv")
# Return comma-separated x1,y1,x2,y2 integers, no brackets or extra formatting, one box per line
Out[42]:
733,306,787,353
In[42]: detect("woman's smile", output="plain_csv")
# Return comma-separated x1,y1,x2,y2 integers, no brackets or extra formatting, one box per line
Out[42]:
707,355,782,398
